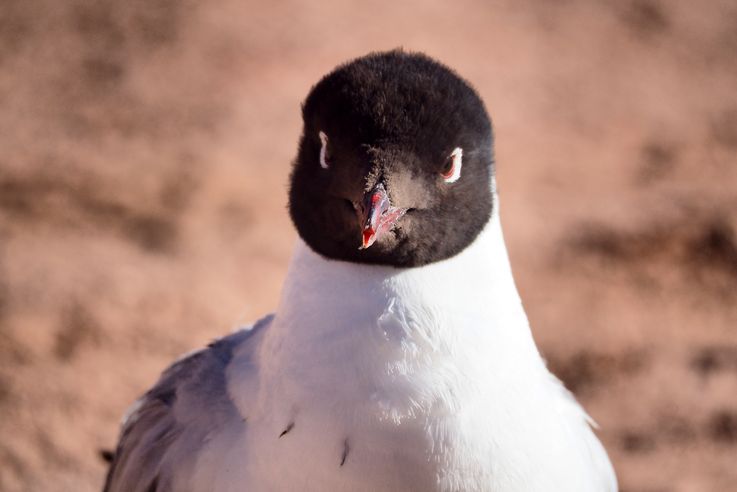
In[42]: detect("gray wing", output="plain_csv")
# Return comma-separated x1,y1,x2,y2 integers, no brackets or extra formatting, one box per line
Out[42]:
103,314,273,492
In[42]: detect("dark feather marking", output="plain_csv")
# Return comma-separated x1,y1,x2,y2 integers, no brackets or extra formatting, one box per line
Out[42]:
99,448,115,463
340,438,350,467
145,476,159,492
279,422,294,438
151,387,176,407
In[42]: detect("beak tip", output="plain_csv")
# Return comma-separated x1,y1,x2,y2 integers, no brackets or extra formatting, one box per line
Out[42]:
361,228,376,250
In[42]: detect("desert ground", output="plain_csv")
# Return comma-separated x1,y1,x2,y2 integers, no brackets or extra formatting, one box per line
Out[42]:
1,0,736,490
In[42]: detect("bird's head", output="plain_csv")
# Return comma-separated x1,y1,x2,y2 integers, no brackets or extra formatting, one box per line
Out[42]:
289,50,494,267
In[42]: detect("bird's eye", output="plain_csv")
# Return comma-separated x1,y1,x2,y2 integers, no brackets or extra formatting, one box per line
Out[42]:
318,131,330,169
441,147,463,183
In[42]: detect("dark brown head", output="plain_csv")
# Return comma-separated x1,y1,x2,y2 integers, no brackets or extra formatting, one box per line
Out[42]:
289,50,494,267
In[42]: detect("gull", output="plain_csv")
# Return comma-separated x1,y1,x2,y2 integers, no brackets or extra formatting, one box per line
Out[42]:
104,50,617,492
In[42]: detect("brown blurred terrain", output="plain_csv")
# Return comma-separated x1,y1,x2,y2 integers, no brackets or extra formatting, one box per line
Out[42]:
1,0,736,490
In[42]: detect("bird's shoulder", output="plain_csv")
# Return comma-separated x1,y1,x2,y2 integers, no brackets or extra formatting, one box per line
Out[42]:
102,314,274,492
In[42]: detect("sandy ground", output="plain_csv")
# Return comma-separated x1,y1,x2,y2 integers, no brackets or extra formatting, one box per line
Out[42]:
1,0,736,490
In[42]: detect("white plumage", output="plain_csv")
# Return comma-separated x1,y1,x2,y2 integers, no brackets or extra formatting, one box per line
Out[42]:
104,192,617,491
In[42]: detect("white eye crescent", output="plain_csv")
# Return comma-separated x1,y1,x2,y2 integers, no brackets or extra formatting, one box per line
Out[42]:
441,147,463,183
318,131,329,169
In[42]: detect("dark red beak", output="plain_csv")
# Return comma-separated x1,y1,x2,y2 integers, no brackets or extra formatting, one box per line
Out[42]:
358,183,406,249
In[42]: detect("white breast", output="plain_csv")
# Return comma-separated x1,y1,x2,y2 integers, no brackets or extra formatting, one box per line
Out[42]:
206,202,617,492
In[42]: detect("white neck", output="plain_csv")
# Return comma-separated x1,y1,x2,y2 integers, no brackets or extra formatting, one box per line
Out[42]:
256,195,540,419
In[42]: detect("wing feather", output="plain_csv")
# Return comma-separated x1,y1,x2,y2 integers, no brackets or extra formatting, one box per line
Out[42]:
103,315,273,492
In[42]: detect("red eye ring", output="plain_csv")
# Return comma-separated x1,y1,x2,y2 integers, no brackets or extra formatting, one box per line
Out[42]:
441,160,455,180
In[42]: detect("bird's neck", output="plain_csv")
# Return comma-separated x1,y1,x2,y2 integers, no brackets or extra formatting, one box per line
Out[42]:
258,198,539,402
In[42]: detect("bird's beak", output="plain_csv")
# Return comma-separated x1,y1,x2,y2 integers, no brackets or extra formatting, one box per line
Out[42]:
358,183,406,249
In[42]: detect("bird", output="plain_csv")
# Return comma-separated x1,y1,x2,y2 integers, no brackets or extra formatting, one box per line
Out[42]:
103,50,617,492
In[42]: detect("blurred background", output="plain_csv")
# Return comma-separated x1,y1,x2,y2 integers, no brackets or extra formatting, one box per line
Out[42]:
1,0,736,490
